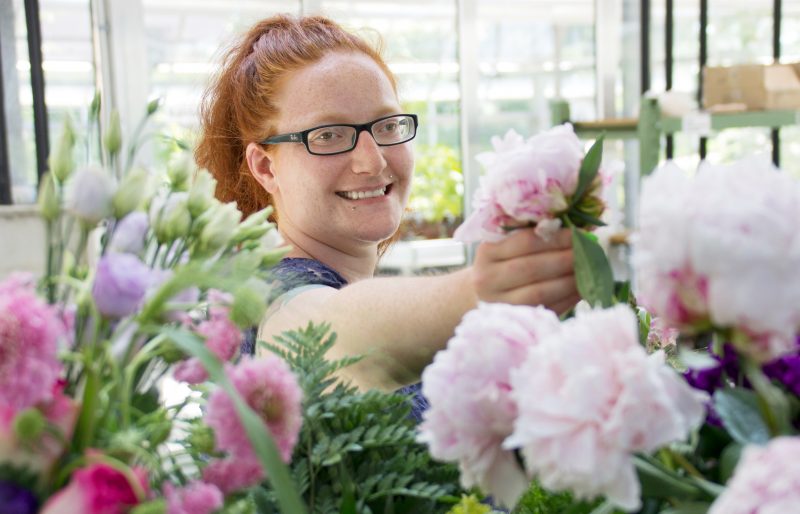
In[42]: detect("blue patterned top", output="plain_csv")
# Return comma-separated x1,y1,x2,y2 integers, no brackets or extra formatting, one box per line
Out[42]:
242,258,429,423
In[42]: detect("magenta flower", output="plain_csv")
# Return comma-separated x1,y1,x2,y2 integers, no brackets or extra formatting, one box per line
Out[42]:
0,275,64,413
202,457,264,495
40,461,149,514
164,480,223,514
206,355,302,463
418,302,562,507
709,437,800,513
504,305,707,511
454,124,588,243
173,304,241,384
92,253,152,318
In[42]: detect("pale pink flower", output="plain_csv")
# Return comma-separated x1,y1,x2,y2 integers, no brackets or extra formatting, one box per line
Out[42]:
202,457,264,494
633,159,800,361
40,460,149,514
709,437,800,514
0,275,65,413
206,355,302,463
173,313,241,384
455,124,586,243
418,302,562,507
0,381,79,474
504,305,707,511
164,480,223,514
647,316,679,348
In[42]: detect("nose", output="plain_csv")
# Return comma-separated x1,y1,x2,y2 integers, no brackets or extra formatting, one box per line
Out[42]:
350,131,387,175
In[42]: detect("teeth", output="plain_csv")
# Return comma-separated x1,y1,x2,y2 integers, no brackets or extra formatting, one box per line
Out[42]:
340,186,387,200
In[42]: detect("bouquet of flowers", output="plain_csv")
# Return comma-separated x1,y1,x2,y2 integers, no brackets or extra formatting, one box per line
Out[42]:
422,126,800,513
0,102,462,514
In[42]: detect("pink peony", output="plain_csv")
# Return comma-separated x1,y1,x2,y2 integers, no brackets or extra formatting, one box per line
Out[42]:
164,480,223,514
504,305,707,511
0,381,79,474
0,275,65,413
417,303,562,507
173,302,241,384
202,457,264,495
40,460,149,514
454,124,586,243
206,355,302,463
633,159,800,361
709,437,800,514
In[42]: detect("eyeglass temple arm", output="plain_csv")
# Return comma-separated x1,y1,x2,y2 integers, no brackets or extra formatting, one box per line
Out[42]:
261,132,302,145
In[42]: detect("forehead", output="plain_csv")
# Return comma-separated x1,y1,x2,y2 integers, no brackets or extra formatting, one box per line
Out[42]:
274,51,400,129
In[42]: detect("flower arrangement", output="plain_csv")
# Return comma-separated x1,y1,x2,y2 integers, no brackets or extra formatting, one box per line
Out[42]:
422,127,800,513
0,101,462,514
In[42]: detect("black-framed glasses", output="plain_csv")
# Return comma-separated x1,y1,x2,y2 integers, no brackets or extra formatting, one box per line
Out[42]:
260,114,418,156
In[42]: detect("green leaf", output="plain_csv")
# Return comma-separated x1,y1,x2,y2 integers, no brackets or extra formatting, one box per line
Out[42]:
634,456,703,501
163,328,307,514
660,503,712,514
719,442,743,484
571,227,615,308
570,135,604,208
713,388,771,445
566,209,607,228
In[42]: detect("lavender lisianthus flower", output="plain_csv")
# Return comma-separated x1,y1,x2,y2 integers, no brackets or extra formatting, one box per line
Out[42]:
109,211,149,255
0,481,39,514
92,253,152,318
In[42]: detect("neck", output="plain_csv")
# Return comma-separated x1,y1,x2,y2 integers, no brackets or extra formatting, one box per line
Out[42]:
279,228,379,283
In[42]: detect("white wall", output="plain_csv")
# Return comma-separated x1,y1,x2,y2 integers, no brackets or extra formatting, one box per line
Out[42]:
0,206,46,279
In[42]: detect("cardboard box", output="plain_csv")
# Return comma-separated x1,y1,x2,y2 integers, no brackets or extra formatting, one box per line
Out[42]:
702,63,800,111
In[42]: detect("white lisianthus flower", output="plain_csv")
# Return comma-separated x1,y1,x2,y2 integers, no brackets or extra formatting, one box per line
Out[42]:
64,166,116,226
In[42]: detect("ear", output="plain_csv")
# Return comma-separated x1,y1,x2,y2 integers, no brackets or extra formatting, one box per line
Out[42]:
245,142,279,194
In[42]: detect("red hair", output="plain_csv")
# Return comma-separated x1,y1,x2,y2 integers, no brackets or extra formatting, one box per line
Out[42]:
195,14,401,255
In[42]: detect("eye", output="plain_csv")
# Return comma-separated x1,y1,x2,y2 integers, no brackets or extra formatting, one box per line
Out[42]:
308,127,349,146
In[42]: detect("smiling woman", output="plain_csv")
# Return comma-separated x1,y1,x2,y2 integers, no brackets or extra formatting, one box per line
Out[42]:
195,14,579,406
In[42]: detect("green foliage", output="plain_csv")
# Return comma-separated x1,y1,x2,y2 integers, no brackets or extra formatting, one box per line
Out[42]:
409,144,463,223
446,495,491,514
512,481,597,514
257,323,463,513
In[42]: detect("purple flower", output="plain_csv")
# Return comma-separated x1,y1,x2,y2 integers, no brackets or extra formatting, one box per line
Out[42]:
0,481,39,514
109,211,149,255
92,253,152,318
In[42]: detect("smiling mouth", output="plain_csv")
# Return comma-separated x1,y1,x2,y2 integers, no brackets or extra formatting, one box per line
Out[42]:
336,184,392,200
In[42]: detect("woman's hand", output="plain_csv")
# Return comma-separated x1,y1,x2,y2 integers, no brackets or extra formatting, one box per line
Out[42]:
471,228,580,315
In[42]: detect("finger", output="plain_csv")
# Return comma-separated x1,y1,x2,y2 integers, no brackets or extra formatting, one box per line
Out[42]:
492,274,578,307
478,228,572,262
550,292,582,317
478,249,574,292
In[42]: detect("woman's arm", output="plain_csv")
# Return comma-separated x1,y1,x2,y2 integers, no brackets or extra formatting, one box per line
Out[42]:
257,228,579,391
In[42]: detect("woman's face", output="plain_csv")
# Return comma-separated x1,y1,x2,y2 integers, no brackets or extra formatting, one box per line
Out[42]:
257,51,414,252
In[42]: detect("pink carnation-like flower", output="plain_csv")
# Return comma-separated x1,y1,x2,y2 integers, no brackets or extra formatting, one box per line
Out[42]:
454,124,586,243
40,460,149,514
709,437,800,514
633,159,800,361
504,305,707,511
164,480,223,514
173,311,241,384
418,303,562,507
0,274,65,413
202,457,264,495
0,381,79,474
206,355,302,463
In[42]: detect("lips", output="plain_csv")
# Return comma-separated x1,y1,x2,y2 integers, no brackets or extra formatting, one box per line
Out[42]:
336,183,393,200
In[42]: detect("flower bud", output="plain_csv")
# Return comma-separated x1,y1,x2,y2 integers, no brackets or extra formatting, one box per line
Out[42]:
149,192,191,244
113,167,152,219
38,172,61,221
187,424,216,455
146,98,161,116
48,115,76,182
229,284,267,328
166,152,194,192
187,169,217,218
103,109,122,157
64,166,116,226
13,408,46,442
89,91,101,122
195,202,242,255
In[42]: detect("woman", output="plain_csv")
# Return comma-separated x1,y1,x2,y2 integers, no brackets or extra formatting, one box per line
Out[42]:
196,14,579,400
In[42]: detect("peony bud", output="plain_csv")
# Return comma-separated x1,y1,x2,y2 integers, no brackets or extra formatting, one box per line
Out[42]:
64,166,116,226
195,202,242,255
187,169,217,218
113,167,152,219
38,172,61,221
48,115,76,182
103,109,122,157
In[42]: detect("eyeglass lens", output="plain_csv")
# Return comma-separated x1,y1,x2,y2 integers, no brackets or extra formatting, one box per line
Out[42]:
307,115,415,154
